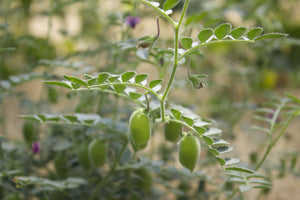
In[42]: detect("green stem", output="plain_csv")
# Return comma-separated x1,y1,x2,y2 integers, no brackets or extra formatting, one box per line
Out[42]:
160,0,190,121
88,140,128,200
226,187,239,200
255,111,297,171
76,82,160,98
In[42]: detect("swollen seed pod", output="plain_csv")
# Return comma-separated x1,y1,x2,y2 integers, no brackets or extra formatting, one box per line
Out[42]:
76,143,91,171
179,134,201,172
129,109,151,151
164,121,182,142
88,139,106,167
134,168,153,193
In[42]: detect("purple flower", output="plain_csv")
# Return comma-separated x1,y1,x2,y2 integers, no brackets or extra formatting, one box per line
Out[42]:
32,141,40,154
125,16,140,29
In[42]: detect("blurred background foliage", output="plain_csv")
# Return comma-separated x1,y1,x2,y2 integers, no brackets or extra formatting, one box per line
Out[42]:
0,0,300,199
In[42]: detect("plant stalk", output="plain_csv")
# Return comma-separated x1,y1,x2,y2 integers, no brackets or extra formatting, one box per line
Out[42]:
161,0,190,121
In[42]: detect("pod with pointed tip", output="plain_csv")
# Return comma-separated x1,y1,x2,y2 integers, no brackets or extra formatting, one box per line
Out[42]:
164,121,182,142
179,134,201,172
129,109,151,151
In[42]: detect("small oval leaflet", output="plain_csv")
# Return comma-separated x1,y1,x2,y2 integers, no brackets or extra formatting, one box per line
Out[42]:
163,0,180,11
44,81,72,89
214,23,232,40
247,27,263,40
64,75,88,87
254,32,288,41
149,79,162,89
98,72,110,84
225,166,255,174
129,92,143,100
135,74,149,83
113,84,127,93
231,27,247,39
203,136,214,146
181,37,193,49
170,108,182,120
122,71,136,82
198,28,213,43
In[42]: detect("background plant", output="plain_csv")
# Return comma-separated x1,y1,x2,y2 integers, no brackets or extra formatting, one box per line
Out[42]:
0,0,300,199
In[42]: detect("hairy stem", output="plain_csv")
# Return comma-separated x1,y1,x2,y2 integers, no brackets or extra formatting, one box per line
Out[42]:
161,0,190,121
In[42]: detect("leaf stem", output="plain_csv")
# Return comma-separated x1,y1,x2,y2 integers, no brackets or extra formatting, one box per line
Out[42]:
179,40,254,60
255,110,297,171
226,187,239,200
88,140,128,200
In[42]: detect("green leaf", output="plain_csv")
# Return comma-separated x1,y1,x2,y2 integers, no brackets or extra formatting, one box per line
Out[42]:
216,146,233,154
193,125,206,135
198,28,213,43
286,93,300,104
229,177,247,184
224,158,240,166
64,75,88,87
231,27,247,39
170,108,182,120
84,74,97,86
135,74,148,83
108,75,120,82
214,23,232,39
63,115,78,123
182,116,194,126
19,115,42,122
204,127,222,136
44,81,72,89
254,33,288,41
249,179,271,186
129,92,143,100
122,71,136,82
181,37,193,49
149,79,162,88
225,167,255,174
203,136,214,145
163,0,180,11
209,147,219,156
247,27,263,40
98,72,110,84
212,138,230,146
216,157,226,166
113,84,127,93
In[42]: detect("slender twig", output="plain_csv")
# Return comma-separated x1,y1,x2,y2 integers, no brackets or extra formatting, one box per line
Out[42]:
160,0,190,121
255,111,297,170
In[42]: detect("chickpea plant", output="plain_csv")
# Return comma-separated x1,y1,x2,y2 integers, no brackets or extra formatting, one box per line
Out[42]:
10,0,299,199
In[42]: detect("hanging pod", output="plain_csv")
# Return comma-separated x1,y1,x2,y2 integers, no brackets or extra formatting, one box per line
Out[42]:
179,134,201,172
164,121,182,142
128,109,151,151
88,139,107,167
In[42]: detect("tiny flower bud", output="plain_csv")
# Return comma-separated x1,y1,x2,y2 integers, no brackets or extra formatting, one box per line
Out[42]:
125,16,140,29
32,141,40,154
